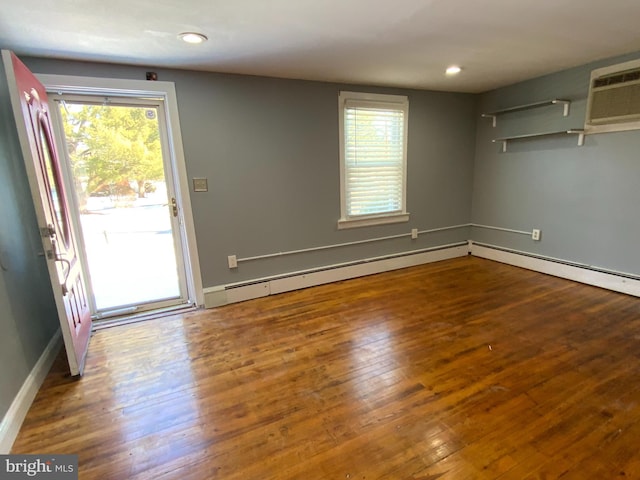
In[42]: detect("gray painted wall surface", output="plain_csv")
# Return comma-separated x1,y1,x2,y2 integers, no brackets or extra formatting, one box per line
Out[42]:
0,60,59,421
472,52,640,276
22,57,477,287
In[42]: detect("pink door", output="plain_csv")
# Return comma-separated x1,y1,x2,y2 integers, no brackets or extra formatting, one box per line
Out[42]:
3,50,92,376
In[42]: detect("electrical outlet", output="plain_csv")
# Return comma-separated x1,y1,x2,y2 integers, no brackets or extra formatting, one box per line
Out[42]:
532,229,541,241
228,255,238,269
411,228,418,239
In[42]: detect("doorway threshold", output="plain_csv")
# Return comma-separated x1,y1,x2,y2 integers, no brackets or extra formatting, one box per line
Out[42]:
92,304,198,330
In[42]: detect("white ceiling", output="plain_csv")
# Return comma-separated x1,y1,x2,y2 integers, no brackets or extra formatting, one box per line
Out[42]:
2,0,640,93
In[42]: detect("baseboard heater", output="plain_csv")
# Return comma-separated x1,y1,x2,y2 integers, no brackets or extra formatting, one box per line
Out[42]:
226,241,469,290
205,240,640,308
470,241,640,298
205,242,470,307
473,241,640,281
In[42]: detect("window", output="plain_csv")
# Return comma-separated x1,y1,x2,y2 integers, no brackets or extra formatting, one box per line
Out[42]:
338,91,409,229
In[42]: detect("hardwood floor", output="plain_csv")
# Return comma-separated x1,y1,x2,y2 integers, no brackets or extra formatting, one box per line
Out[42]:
11,256,640,479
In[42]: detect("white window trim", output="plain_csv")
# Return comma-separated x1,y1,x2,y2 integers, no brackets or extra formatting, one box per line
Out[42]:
338,91,409,230
35,73,204,307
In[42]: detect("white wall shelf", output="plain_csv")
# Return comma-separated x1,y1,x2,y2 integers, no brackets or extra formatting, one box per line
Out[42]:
493,129,585,152
482,99,571,127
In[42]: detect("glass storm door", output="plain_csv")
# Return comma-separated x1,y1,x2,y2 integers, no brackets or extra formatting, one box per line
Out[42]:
3,50,91,375
52,95,190,319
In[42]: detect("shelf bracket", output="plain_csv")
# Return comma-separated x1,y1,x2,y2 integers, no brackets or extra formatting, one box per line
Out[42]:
481,114,497,128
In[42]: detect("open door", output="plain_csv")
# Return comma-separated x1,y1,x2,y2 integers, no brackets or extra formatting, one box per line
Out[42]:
2,50,91,376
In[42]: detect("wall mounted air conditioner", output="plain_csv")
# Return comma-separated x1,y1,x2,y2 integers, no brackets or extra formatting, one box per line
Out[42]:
585,58,640,134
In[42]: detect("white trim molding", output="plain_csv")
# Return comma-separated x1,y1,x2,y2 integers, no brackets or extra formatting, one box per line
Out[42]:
205,243,469,307
0,330,62,454
470,242,640,298
338,212,410,230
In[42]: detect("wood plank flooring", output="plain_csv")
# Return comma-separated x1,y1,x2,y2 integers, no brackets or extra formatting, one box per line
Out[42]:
11,256,640,479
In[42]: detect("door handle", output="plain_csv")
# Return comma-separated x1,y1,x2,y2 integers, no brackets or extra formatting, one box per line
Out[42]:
54,256,72,295
48,238,71,296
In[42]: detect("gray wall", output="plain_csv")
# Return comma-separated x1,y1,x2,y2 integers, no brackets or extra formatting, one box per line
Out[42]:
22,57,477,287
472,52,640,276
0,60,59,421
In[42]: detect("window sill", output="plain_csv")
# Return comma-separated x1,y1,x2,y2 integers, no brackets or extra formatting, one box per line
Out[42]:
338,213,410,230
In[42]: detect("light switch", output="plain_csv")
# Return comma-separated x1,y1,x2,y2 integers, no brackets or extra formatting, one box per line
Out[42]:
193,177,208,192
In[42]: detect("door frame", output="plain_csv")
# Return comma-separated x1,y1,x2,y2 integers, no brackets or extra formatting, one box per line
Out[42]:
50,93,192,317
37,74,204,309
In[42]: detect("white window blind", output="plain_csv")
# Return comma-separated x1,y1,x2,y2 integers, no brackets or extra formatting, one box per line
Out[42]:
338,92,409,228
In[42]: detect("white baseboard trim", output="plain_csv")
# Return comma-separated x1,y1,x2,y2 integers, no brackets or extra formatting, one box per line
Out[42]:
204,243,470,307
0,329,62,454
470,242,640,298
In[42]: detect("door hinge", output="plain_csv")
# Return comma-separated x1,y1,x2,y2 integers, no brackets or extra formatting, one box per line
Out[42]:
40,225,56,237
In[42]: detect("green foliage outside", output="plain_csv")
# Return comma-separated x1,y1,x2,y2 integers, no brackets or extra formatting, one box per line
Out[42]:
60,103,165,207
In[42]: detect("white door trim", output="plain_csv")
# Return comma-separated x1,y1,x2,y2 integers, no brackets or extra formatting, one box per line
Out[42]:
36,74,204,307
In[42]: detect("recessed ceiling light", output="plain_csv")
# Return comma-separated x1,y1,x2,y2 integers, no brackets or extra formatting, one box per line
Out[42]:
445,65,462,76
178,32,208,44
